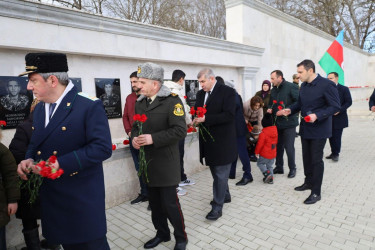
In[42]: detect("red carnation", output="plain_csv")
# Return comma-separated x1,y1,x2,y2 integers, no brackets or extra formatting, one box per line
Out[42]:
133,114,141,121
278,105,283,110
304,116,311,122
112,144,117,150
0,120,6,127
273,100,277,104
123,139,129,145
279,101,284,105
187,127,193,133
184,96,187,99
39,167,51,178
49,168,64,180
189,107,196,116
48,156,57,164
139,114,147,123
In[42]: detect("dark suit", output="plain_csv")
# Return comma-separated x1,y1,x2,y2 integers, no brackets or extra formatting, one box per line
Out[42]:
26,85,112,247
290,75,340,196
329,84,352,156
195,83,237,212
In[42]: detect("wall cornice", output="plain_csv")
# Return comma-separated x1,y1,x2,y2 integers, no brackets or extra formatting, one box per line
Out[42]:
225,0,371,56
0,0,264,57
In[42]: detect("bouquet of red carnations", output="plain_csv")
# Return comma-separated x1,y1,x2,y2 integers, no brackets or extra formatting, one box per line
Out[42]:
190,105,215,142
133,114,150,182
21,155,64,204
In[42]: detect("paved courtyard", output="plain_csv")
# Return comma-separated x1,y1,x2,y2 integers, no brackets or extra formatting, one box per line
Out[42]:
103,101,375,250
12,101,375,249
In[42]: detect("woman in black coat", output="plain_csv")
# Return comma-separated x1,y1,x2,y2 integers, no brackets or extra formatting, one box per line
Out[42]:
9,100,59,250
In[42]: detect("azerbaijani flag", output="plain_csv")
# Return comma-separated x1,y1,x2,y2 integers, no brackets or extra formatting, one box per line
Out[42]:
319,30,345,85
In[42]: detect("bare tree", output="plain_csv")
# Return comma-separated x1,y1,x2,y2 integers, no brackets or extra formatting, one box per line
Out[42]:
261,0,375,51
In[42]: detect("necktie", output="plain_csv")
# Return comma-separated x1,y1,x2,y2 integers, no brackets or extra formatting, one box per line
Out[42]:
146,98,152,107
205,91,211,104
49,103,56,119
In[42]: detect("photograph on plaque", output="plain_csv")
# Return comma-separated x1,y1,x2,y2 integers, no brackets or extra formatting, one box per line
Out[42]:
70,78,82,92
185,80,199,107
95,78,122,119
0,76,33,129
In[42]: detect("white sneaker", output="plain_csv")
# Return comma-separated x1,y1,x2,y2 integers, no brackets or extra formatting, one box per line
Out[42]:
176,187,187,196
179,179,195,186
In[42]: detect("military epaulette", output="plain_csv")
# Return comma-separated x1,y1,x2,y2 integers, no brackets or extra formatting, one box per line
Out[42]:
78,92,98,101
171,93,178,97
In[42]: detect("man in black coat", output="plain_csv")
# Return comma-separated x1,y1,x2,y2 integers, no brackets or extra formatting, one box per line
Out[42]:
369,89,375,112
326,72,352,162
281,60,340,205
132,62,188,250
193,68,237,220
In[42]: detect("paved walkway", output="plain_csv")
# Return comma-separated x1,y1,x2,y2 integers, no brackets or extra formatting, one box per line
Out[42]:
13,101,375,249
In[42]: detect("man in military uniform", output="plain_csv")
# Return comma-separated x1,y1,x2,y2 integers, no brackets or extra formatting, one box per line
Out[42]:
17,52,112,249
132,62,188,250
100,82,120,106
0,80,29,111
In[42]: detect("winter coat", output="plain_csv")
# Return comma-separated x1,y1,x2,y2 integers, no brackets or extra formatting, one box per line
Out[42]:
195,83,237,166
268,79,299,129
243,99,263,128
0,143,20,227
255,126,278,160
9,113,41,220
255,90,271,115
132,85,187,187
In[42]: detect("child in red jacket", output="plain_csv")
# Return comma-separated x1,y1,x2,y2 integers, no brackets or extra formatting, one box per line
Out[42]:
255,113,278,184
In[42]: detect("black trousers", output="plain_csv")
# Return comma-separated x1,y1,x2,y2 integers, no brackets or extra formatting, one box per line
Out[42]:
62,236,110,250
179,138,187,181
329,128,344,156
301,138,326,196
276,127,296,171
148,186,187,243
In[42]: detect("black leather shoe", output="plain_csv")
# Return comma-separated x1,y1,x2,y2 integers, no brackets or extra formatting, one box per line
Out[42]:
174,241,188,250
273,168,284,174
325,154,333,159
131,194,148,204
206,210,222,220
229,175,235,179
304,194,321,204
236,177,253,186
294,183,312,191
210,197,231,205
40,239,61,250
288,168,296,178
144,236,171,249
332,155,339,161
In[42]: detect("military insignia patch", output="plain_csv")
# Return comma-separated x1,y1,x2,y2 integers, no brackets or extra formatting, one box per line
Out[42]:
173,103,184,116
137,66,141,74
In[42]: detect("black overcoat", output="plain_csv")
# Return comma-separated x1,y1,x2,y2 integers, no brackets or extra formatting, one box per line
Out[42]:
195,83,237,166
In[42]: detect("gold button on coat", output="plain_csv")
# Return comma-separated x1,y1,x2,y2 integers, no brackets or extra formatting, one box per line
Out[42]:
53,151,57,155
62,127,66,131
37,151,41,155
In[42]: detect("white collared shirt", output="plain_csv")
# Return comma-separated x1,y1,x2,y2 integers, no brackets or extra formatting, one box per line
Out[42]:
204,81,217,104
45,81,74,127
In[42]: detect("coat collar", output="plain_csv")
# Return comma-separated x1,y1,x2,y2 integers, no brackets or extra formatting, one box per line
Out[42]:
137,85,171,111
32,86,78,149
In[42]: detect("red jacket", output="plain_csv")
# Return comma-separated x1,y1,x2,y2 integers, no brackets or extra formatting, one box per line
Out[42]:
255,126,278,159
123,92,137,134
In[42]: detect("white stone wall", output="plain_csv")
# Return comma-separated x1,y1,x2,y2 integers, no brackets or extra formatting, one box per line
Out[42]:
0,0,264,247
225,0,375,101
